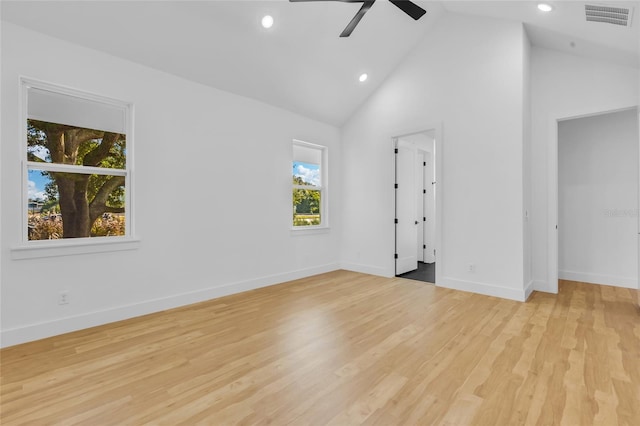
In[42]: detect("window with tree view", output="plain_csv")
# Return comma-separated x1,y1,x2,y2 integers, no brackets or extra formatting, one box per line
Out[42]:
292,141,325,227
24,81,131,241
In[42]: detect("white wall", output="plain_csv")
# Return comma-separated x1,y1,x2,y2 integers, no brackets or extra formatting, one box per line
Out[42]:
530,47,639,292
558,109,638,288
522,29,532,294
341,13,528,300
1,23,341,347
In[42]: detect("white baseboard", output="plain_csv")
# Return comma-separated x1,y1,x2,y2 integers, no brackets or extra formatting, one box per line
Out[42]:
341,263,530,302
0,263,340,348
437,276,527,302
559,270,638,289
524,280,534,300
533,279,557,293
340,262,392,278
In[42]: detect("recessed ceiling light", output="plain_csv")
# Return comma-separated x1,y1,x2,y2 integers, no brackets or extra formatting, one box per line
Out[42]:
359,73,368,83
261,15,274,29
537,3,553,12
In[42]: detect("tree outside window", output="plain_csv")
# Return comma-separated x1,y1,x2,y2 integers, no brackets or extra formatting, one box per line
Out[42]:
23,81,132,242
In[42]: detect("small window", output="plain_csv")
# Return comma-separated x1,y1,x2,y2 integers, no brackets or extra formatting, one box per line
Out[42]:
22,79,133,242
292,140,327,228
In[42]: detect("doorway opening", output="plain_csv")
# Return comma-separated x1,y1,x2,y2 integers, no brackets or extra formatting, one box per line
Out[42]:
557,108,639,289
394,130,436,284
548,106,639,294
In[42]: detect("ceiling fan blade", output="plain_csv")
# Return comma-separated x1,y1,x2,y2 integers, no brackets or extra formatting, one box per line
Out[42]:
388,0,426,20
289,0,367,3
340,0,375,37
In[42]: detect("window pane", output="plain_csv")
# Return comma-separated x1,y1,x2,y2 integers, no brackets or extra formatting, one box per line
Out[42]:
27,119,126,169
27,169,126,240
293,189,321,227
292,161,320,187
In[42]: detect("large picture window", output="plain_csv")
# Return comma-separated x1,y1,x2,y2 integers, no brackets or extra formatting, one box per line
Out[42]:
292,140,327,228
22,79,133,243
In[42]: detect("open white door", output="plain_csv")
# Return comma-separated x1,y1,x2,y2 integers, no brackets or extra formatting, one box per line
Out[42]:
424,150,436,263
396,143,418,274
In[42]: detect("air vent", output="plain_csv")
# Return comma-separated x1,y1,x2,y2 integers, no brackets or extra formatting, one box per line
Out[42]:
585,4,633,26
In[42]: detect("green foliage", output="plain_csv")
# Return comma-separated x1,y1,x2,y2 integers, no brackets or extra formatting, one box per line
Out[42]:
26,127,49,162
43,173,58,202
293,189,320,214
89,176,125,208
79,136,126,208
293,177,320,211
292,176,312,186
293,215,321,226
293,176,321,226
41,198,60,213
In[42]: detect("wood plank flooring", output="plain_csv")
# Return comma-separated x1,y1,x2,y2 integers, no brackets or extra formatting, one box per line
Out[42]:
1,271,639,425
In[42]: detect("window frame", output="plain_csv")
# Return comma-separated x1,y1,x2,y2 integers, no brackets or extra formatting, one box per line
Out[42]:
12,77,138,259
291,139,328,232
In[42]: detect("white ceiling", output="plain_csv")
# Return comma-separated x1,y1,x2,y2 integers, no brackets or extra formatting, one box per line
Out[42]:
2,1,639,126
444,1,640,68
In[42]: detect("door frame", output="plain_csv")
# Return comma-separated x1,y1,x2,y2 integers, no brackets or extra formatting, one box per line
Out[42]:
392,122,443,285
547,104,639,294
394,138,419,275
416,148,430,263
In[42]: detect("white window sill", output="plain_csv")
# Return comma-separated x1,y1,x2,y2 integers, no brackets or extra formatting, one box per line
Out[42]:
11,237,141,260
290,226,330,236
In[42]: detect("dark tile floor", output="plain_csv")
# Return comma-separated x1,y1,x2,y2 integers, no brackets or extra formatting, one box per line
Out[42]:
397,262,435,284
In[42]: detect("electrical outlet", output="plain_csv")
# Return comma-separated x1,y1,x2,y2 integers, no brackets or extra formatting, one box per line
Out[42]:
58,291,69,305
468,264,475,273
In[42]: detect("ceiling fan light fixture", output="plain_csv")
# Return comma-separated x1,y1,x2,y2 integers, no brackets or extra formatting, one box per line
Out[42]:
261,15,274,29
290,0,427,38
537,3,553,12
359,73,368,83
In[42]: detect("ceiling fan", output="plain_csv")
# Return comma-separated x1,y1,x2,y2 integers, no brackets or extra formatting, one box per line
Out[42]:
289,0,427,37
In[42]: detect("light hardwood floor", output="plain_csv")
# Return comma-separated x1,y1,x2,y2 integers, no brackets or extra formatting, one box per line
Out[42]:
1,271,639,425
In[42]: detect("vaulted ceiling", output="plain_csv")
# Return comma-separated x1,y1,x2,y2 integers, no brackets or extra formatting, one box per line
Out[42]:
2,1,639,126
